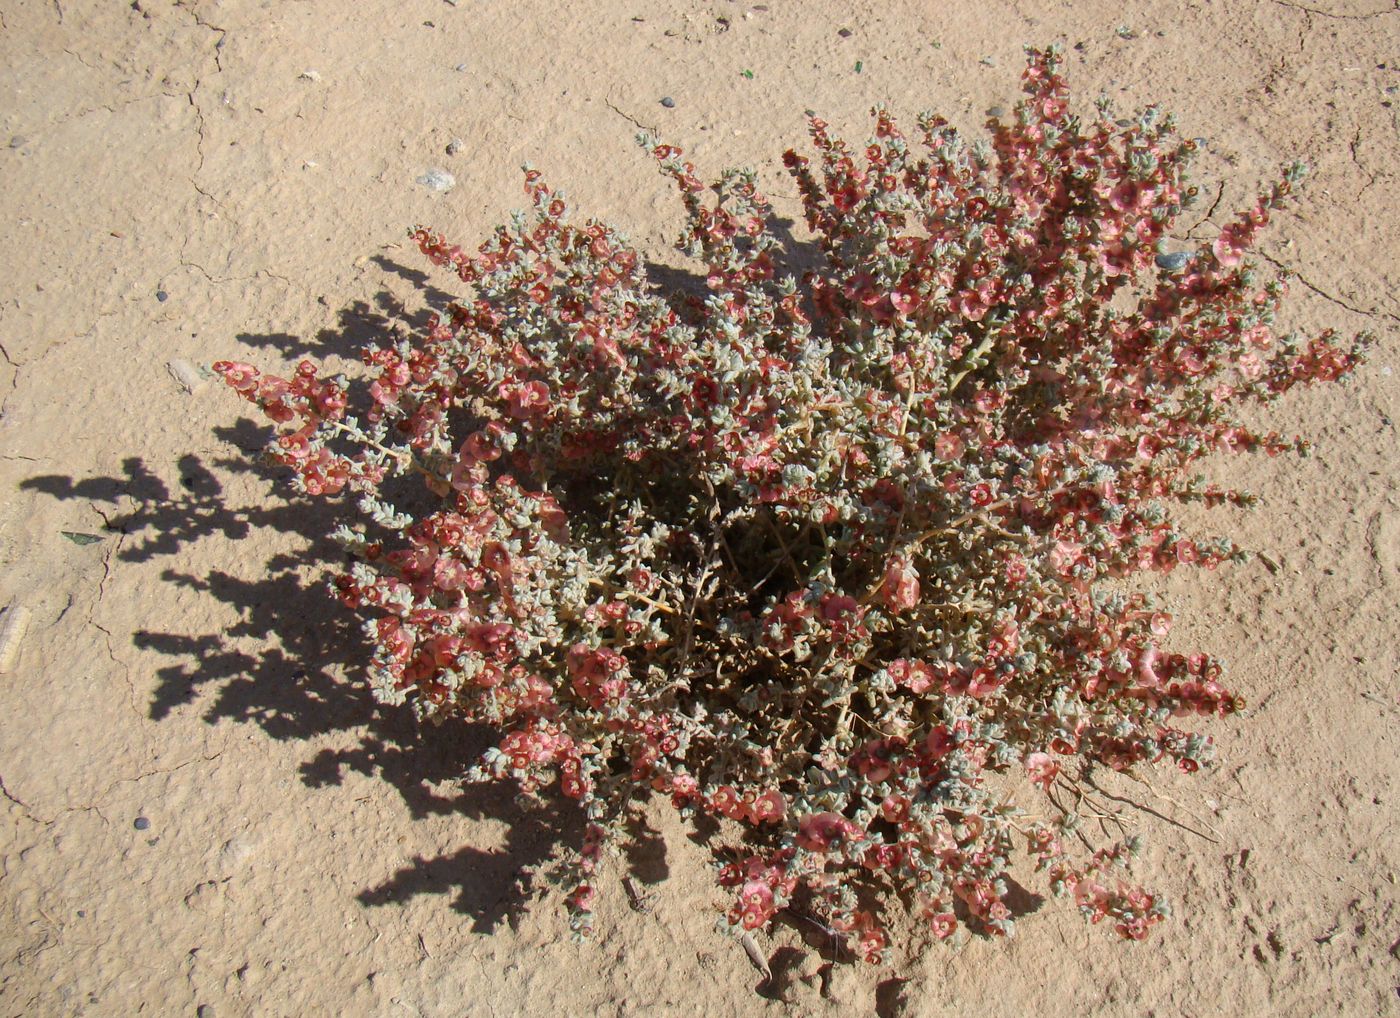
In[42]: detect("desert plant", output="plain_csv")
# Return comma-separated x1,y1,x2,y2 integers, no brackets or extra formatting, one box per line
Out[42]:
212,46,1367,962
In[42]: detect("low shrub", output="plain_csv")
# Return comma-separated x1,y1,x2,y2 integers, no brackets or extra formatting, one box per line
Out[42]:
214,46,1367,961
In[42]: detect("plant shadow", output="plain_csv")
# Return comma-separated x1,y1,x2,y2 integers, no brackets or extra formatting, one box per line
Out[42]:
20,221,823,933
353,779,585,934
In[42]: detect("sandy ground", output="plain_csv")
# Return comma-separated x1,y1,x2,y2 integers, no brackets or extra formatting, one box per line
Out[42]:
0,0,1397,1014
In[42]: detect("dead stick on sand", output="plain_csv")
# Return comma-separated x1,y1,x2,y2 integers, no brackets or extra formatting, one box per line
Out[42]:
1087,771,1222,844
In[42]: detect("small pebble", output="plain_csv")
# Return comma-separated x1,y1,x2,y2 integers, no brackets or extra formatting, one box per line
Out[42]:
837,27,853,38
167,359,206,394
156,290,169,302
197,1006,214,1018
1155,250,1191,272
415,168,456,193
660,96,675,108
987,106,1005,118
219,834,257,872
446,138,464,156
454,63,469,72
133,817,150,831
0,603,31,674
297,69,321,82
8,136,28,149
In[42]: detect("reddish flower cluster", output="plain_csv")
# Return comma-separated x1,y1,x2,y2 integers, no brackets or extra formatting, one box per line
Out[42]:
213,47,1367,962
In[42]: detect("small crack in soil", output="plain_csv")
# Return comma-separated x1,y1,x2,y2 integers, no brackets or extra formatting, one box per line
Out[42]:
1,749,227,827
0,327,18,422
185,85,223,209
169,259,304,298
88,511,141,720
0,774,39,824
1259,252,1400,324
174,1,229,74
62,47,98,72
1349,126,1379,198
1186,181,1226,239
1270,0,1399,17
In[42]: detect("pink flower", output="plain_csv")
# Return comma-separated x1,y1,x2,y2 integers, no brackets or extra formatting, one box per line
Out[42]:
1025,752,1058,790
1237,351,1263,380
924,724,955,760
879,794,910,822
934,432,964,461
888,658,934,694
819,594,860,624
462,426,503,463
1050,540,1086,577
1108,180,1150,213
747,788,785,823
967,665,1004,698
1098,245,1132,277
501,379,551,418
954,281,995,321
797,812,861,852
856,926,886,963
1212,223,1250,267
738,880,775,928
710,785,741,817
880,556,920,613
213,360,261,395
890,286,918,315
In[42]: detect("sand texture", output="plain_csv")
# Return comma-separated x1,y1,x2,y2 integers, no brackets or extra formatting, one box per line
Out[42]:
1,1,1398,1014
